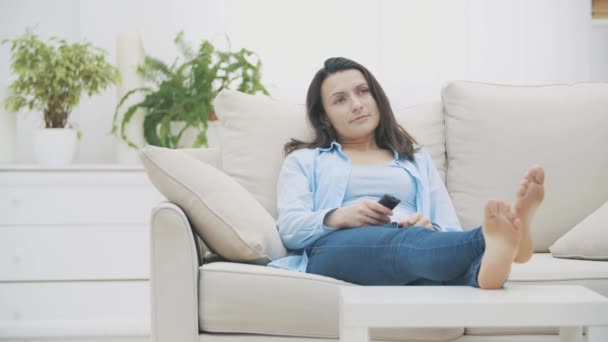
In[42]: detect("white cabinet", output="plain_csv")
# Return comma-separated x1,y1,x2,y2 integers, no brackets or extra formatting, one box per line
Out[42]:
0,165,165,341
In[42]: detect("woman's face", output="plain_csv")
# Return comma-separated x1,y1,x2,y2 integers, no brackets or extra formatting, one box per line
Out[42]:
320,69,381,143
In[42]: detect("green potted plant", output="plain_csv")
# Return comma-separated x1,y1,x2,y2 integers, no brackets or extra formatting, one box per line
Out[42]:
2,28,119,165
112,31,269,149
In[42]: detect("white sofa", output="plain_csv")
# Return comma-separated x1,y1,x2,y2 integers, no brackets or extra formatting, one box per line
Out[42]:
146,81,608,342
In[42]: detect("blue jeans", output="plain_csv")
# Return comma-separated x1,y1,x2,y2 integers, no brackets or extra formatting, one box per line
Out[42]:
305,226,486,287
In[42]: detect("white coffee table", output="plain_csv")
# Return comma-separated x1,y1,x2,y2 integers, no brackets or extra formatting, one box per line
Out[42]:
340,285,608,342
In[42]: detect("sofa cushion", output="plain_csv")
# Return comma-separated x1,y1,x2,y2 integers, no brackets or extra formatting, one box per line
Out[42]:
396,102,448,183
507,253,608,295
550,200,608,261
199,254,608,339
212,90,447,219
442,81,608,251
140,145,287,264
198,262,463,341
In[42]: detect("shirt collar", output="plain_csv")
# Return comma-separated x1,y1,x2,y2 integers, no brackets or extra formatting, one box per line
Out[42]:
320,140,400,159
319,139,421,179
391,149,400,161
318,140,342,152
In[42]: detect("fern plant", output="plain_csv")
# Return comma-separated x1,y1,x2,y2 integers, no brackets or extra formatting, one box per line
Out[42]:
112,32,269,149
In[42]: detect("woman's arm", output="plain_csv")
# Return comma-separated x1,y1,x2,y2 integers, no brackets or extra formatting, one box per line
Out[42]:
276,152,339,250
324,200,392,229
276,152,393,249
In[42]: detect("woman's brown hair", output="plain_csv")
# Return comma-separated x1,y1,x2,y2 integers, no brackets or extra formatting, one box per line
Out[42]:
284,57,418,160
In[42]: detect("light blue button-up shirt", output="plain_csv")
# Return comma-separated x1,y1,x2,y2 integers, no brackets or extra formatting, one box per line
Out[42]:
267,141,462,272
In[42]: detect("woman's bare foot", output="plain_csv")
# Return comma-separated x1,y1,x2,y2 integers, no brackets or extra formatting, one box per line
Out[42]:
478,200,522,289
512,165,545,263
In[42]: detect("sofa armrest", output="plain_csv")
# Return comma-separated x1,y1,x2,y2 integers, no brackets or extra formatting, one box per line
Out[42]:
150,202,200,342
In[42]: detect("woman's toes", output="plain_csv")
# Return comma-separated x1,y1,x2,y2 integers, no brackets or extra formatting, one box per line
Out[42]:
518,186,526,197
535,169,545,183
530,165,545,184
518,178,532,197
502,206,521,230
506,209,516,221
517,184,526,196
485,200,499,217
512,217,522,230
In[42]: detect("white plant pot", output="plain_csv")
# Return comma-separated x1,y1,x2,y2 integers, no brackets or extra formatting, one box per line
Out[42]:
32,128,78,166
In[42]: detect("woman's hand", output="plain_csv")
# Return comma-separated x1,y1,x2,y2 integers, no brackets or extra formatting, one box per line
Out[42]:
323,199,393,229
399,213,433,229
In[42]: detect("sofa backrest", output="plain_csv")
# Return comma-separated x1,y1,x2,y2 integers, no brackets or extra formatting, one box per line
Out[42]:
442,81,608,251
181,147,221,169
211,90,447,219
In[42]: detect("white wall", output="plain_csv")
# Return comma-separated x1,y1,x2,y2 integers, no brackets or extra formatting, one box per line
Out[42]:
1,0,606,163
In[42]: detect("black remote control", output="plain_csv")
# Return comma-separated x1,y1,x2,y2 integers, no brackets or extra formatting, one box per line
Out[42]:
378,194,400,210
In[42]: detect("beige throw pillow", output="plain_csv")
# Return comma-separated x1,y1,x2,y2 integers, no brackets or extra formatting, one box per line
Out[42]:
140,145,287,264
213,90,447,219
550,201,608,260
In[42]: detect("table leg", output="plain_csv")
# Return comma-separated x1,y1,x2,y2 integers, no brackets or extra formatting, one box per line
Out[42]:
587,326,608,342
340,326,369,342
559,327,582,342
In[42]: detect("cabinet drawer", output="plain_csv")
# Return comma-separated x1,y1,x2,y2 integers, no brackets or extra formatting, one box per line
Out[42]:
0,281,149,338
0,171,165,225
0,186,164,225
0,225,149,281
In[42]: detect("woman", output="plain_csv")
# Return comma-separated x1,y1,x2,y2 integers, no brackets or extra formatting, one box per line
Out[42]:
267,57,544,289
